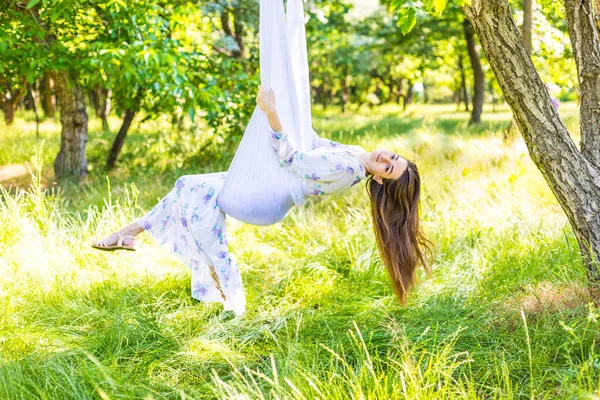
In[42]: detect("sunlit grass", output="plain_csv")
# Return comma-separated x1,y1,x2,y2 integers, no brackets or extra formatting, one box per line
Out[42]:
1,103,598,398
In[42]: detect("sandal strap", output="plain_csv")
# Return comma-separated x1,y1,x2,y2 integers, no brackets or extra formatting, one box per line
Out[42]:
115,232,135,247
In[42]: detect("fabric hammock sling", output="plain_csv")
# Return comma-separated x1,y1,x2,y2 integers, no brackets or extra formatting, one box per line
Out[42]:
217,0,313,226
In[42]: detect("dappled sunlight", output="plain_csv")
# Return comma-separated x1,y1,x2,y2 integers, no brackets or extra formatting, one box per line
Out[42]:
0,163,29,183
505,281,591,317
1,103,597,398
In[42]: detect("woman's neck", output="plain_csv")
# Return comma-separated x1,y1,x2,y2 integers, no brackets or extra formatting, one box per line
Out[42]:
350,151,373,175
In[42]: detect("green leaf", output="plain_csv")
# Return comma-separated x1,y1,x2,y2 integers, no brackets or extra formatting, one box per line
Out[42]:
26,0,41,9
398,7,417,34
432,0,448,14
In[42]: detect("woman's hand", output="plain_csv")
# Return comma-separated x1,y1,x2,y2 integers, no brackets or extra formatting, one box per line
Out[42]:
256,85,277,115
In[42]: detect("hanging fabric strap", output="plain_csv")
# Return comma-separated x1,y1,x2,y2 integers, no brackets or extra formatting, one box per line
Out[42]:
217,0,312,226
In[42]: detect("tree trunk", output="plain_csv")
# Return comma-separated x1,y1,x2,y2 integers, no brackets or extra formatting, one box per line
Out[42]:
1,100,15,125
96,87,111,132
594,0,600,35
397,78,404,105
405,81,414,107
221,8,243,58
340,81,349,113
523,0,534,52
24,87,35,111
462,0,600,281
458,54,470,111
506,0,535,136
51,71,88,182
0,78,27,125
387,80,396,103
464,18,485,124
232,5,245,57
41,73,55,119
564,0,600,170
106,108,137,169
28,82,40,137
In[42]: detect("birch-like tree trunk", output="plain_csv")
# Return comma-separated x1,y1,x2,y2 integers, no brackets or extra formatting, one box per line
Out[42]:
462,0,600,281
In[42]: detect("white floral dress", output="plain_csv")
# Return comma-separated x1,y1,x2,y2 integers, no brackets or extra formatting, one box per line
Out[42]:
136,128,367,316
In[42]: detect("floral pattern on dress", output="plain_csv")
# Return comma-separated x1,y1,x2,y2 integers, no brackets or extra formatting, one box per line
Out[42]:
268,126,367,197
135,130,366,318
136,172,246,317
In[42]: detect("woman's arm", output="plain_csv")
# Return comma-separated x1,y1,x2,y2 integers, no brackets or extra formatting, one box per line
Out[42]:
256,86,283,131
256,86,299,165
311,130,365,152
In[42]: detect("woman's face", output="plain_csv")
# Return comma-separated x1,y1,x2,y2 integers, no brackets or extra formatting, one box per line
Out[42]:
368,149,408,183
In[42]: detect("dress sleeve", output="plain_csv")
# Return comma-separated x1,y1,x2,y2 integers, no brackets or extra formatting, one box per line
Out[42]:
269,126,299,166
311,128,366,153
269,126,365,196
287,148,365,196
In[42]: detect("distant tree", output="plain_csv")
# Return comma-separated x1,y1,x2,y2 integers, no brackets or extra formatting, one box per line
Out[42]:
463,18,484,124
0,77,27,125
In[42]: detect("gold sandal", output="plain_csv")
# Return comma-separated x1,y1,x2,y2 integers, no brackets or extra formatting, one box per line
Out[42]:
91,232,137,252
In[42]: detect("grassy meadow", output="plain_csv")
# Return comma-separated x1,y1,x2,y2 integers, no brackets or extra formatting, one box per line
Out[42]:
1,102,599,399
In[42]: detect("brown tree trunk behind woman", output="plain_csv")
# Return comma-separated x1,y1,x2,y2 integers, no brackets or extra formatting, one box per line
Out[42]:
463,18,484,125
51,71,89,182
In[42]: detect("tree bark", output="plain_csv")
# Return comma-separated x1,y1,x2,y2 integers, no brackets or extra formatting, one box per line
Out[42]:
458,54,470,111
397,78,404,106
405,81,414,107
340,79,350,113
463,18,485,125
463,0,600,281
564,0,600,170
28,82,40,137
0,78,26,125
41,73,55,118
522,0,534,52
106,108,137,169
96,87,111,132
51,71,88,182
506,0,535,137
231,5,245,56
1,99,15,125
387,80,396,103
594,0,600,35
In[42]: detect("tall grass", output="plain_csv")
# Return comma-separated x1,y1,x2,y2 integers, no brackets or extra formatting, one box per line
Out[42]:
0,103,598,399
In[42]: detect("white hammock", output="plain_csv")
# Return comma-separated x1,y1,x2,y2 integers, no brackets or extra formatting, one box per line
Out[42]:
217,0,313,225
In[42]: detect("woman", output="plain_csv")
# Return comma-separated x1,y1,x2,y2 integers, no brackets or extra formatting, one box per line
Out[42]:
92,86,433,315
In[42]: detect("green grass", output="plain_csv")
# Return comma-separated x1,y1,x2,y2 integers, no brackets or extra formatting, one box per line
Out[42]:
1,103,598,399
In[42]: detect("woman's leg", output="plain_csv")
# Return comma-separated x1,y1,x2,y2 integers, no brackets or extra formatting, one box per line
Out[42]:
209,265,227,301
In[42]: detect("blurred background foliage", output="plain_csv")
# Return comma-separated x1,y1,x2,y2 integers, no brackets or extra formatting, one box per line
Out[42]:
0,0,578,177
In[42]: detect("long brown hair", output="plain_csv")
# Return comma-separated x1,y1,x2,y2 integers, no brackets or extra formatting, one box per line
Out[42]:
366,159,433,303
